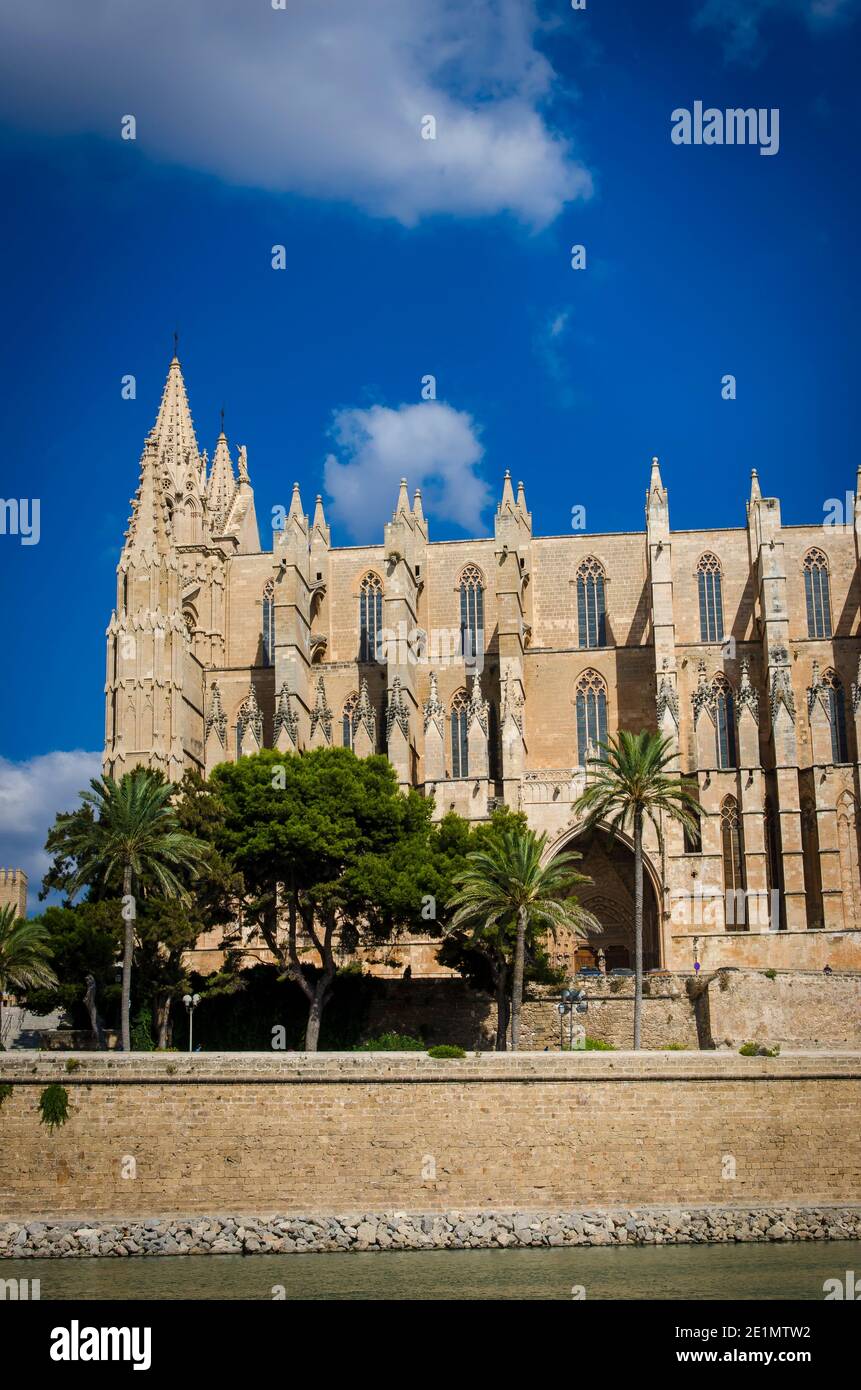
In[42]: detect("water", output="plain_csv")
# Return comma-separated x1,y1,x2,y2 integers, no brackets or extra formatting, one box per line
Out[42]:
2,1241,855,1300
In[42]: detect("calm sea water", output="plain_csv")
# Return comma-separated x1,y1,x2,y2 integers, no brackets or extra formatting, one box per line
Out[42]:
2,1241,856,1300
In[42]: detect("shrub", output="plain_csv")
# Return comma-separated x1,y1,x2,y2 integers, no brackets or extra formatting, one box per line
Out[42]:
763,969,777,980
0,1083,12,1108
663,1042,688,1051
583,1037,615,1051
739,1041,780,1057
427,1044,466,1059
39,1083,70,1131
356,1032,425,1052
130,1007,155,1052
65,1057,81,1073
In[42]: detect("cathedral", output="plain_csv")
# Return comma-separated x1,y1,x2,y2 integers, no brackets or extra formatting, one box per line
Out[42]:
104,354,861,975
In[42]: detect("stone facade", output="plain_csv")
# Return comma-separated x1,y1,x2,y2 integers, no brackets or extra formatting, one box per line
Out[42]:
104,355,861,974
1,1052,859,1218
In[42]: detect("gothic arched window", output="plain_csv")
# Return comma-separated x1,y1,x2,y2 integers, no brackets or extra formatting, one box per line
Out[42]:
262,579,275,667
713,673,737,769
342,692,358,750
459,565,485,664
697,553,724,643
575,669,608,767
821,669,848,763
803,549,832,639
451,689,469,778
721,795,745,926
576,557,606,649
359,572,383,662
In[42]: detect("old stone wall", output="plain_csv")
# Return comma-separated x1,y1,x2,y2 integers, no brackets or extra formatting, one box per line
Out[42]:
1,1052,858,1221
702,968,861,1049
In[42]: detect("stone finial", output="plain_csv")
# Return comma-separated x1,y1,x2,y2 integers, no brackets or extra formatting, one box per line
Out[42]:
467,673,489,735
237,445,250,485
309,674,333,743
501,667,524,733
386,675,410,741
750,468,762,502
737,657,759,722
691,658,712,721
423,671,445,736
413,488,425,524
499,469,515,512
205,681,227,747
274,682,299,747
656,671,679,729
354,677,376,742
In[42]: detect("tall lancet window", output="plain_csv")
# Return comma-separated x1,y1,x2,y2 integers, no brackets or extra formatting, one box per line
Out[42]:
342,692,358,751
262,579,275,667
576,557,606,649
697,553,724,643
713,674,737,769
359,572,383,662
459,565,485,665
803,549,832,638
721,795,746,927
821,669,848,763
575,669,608,766
450,689,469,778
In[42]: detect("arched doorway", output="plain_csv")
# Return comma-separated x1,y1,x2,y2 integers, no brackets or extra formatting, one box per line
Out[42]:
545,824,662,973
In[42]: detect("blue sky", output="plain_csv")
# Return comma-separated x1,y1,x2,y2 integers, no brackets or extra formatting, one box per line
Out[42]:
0,0,859,895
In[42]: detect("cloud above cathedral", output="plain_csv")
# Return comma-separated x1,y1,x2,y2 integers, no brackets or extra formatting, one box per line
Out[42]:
324,400,490,540
0,750,102,911
0,0,591,229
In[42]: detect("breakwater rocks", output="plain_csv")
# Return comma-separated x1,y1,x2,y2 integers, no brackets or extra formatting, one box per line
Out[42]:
2,1206,860,1258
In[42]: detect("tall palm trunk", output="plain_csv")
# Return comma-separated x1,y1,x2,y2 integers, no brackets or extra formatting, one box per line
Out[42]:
494,959,509,1052
510,905,527,1051
633,810,644,1051
121,863,133,1052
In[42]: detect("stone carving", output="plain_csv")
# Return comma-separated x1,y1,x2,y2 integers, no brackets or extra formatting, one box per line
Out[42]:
274,683,299,747
204,681,227,747
386,675,411,741
467,673,489,735
737,658,759,723
354,677,376,743
309,674,333,743
501,668,524,733
423,671,445,736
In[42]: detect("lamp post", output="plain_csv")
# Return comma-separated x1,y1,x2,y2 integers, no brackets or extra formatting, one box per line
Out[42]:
558,987,588,1050
182,993,200,1053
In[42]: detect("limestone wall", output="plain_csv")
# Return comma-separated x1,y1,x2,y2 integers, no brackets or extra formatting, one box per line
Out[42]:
703,969,861,1049
0,1052,858,1221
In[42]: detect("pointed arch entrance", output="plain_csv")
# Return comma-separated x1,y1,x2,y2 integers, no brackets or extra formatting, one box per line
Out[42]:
544,824,662,973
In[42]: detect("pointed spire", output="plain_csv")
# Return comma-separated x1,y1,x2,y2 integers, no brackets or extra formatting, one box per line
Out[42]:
199,449,208,492
500,470,515,511
207,430,237,531
750,468,762,502
237,445,250,485
386,675,410,742
313,494,327,531
516,479,527,513
309,674,333,743
152,355,200,489
413,488,424,524
396,476,410,517
355,677,377,742
274,682,299,748
205,681,227,747
649,455,663,491
288,481,304,520
423,671,445,735
124,432,172,558
467,673,489,734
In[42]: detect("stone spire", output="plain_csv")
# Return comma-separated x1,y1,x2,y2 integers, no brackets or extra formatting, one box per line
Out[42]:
313,494,328,536
386,674,411,741
499,470,516,513
153,355,201,491
395,476,411,519
413,488,424,525
274,682,300,750
207,431,237,532
288,481,305,522
309,674,333,746
124,432,172,560
750,469,762,502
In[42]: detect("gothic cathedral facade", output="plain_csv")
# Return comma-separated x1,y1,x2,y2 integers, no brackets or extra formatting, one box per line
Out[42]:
104,355,861,974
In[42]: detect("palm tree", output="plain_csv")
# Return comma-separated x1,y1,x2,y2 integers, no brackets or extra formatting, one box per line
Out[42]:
573,731,700,1050
45,770,208,1051
0,905,58,1050
447,825,598,1050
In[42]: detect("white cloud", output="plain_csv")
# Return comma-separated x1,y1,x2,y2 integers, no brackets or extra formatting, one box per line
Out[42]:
692,0,858,63
0,0,592,228
0,751,102,911
324,400,490,540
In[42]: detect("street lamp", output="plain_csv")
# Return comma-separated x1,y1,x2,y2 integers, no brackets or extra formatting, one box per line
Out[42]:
182,993,201,1053
558,987,588,1050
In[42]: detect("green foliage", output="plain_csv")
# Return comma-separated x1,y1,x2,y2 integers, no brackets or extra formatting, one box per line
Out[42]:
663,1042,689,1051
0,1083,12,1107
739,1041,781,1057
0,903,58,1009
583,1037,615,1050
24,901,121,1026
356,1032,425,1051
64,1057,81,1072
427,1044,466,1059
130,1007,155,1051
39,1083,70,1131
763,969,777,980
